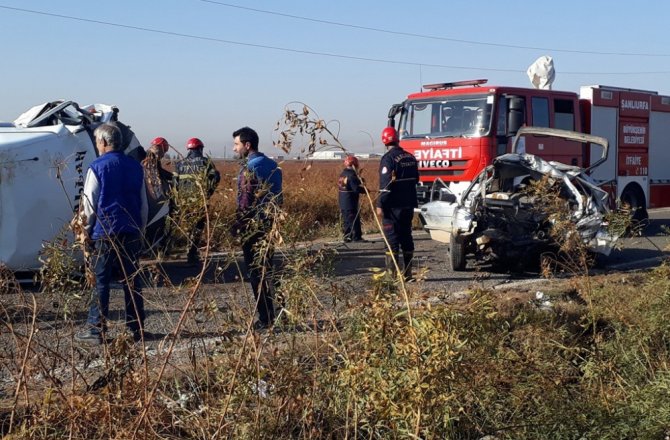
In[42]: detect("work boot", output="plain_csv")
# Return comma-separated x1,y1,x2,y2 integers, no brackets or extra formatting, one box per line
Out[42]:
186,246,200,266
403,252,415,282
385,252,401,279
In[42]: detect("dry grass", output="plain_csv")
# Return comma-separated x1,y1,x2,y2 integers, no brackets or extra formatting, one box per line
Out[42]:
198,158,380,242
2,154,669,439
4,259,670,439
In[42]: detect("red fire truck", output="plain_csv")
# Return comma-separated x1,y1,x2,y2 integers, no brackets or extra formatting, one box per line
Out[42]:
387,79,670,219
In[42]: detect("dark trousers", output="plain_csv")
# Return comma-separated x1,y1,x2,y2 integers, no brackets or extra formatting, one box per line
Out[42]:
86,234,145,334
341,208,362,241
381,207,415,254
242,231,276,325
187,217,206,259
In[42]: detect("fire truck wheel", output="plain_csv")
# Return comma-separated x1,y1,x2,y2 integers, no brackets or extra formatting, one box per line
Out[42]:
620,186,649,224
450,232,467,271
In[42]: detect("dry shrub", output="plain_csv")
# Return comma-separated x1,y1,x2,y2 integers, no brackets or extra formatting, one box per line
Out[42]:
520,175,631,277
37,228,85,293
5,249,670,439
203,159,379,245
34,227,88,320
163,101,381,252
159,155,377,254
0,264,19,295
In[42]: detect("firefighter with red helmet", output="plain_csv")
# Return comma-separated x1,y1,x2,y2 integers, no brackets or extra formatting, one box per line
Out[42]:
338,155,366,242
175,137,221,264
377,126,419,281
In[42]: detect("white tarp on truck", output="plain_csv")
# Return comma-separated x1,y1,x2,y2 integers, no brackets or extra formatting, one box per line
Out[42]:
0,100,141,271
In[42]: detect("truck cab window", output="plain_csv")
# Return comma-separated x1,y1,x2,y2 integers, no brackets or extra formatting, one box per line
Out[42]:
554,99,575,130
531,97,550,127
400,95,492,138
407,103,432,136
496,98,507,135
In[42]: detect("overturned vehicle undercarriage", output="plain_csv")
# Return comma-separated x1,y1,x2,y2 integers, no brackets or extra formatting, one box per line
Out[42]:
419,127,619,271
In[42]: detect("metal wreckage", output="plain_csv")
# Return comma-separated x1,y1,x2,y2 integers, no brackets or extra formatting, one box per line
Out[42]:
0,100,165,271
418,127,620,271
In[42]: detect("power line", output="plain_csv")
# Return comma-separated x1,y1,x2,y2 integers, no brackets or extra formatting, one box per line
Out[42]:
197,0,670,58
1,4,669,75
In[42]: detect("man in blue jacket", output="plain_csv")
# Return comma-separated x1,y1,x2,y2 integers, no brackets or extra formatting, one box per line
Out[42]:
231,126,283,330
75,123,148,344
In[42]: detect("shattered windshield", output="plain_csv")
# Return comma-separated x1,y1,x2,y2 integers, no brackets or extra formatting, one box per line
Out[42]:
399,94,494,139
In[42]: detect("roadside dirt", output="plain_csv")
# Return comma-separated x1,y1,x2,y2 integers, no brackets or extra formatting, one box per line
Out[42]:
0,228,665,408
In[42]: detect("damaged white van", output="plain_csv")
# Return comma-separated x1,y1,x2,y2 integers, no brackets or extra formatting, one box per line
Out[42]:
0,100,144,271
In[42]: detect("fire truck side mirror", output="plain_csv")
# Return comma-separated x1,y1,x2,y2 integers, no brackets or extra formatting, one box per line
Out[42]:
506,97,525,136
388,103,403,120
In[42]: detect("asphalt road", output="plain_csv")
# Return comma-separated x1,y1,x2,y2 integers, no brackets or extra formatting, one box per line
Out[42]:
329,208,670,294
13,209,669,298
598,208,670,269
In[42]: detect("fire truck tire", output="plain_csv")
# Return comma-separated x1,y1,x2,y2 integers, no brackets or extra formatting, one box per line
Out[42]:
450,232,467,271
621,185,649,223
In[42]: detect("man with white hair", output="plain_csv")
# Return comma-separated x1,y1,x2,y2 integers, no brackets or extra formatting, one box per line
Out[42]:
75,123,148,344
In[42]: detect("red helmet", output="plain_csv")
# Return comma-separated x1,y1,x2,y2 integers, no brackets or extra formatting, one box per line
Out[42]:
343,155,359,168
186,137,204,150
381,127,398,145
150,136,169,153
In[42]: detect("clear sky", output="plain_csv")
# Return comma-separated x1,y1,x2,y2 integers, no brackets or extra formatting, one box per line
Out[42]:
1,0,669,158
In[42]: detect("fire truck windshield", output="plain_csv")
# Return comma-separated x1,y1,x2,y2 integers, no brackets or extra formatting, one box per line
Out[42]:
399,94,493,139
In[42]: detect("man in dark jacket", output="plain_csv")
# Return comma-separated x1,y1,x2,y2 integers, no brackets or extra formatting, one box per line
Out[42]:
338,155,366,242
376,126,419,281
75,123,148,344
231,126,283,330
175,137,221,264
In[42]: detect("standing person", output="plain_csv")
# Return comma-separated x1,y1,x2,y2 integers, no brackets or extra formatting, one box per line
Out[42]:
142,137,174,254
231,126,283,330
175,137,220,264
338,155,366,242
376,126,419,281
75,123,149,344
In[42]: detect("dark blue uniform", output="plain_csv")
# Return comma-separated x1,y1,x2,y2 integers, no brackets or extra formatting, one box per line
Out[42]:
378,145,419,278
175,150,221,197
175,149,221,262
338,167,365,241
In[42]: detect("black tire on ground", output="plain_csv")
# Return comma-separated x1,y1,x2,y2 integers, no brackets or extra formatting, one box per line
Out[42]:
621,186,649,224
450,232,467,271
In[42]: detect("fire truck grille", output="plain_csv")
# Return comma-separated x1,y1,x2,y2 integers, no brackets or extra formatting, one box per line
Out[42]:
419,169,465,177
